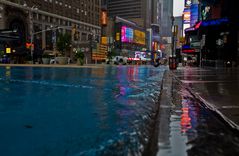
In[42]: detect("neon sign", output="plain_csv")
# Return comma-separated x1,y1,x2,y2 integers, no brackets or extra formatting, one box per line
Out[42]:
201,18,229,27
182,49,195,53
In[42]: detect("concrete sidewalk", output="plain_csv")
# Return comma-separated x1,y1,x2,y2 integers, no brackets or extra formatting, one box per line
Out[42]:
171,67,239,130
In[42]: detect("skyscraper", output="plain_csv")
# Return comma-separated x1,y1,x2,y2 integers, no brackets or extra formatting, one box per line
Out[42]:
107,0,152,29
158,0,174,37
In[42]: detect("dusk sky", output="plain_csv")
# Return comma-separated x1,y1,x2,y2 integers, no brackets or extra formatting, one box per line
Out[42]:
173,0,184,16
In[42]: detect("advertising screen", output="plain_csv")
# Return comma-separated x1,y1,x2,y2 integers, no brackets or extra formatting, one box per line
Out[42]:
183,8,191,24
134,30,146,45
190,4,198,26
121,26,133,43
101,10,107,26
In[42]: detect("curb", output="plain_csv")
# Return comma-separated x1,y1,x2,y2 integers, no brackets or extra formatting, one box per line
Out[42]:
142,70,169,156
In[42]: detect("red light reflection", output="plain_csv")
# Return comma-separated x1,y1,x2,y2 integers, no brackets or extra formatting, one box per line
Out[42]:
181,98,192,133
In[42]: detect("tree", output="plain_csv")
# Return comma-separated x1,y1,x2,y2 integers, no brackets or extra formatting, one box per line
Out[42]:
107,48,117,60
56,33,71,56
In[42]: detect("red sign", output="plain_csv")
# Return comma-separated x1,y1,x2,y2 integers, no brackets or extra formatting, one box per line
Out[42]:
182,49,195,53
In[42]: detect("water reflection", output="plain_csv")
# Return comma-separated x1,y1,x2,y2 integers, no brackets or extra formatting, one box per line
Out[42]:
157,75,239,156
0,66,166,156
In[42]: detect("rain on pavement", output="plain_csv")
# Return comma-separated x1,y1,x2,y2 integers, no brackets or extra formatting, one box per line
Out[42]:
154,70,239,156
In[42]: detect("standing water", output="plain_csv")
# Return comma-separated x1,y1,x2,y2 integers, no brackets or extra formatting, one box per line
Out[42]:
0,65,166,156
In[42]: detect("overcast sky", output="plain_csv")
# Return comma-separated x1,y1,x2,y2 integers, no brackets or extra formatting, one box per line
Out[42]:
173,0,185,16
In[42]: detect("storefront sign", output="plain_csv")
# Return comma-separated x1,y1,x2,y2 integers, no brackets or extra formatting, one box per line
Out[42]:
6,48,11,54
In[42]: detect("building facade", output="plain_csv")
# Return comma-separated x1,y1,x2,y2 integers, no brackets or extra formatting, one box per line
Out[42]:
158,0,173,37
181,0,239,67
0,0,101,55
156,0,173,58
107,0,152,29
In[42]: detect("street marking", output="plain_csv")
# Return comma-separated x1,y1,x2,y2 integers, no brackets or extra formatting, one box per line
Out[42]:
222,106,239,109
181,80,229,83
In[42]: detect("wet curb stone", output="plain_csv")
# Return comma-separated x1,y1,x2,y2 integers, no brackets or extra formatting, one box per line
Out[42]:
142,70,172,156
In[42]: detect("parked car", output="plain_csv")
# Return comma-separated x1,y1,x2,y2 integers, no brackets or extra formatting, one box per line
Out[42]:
112,56,128,65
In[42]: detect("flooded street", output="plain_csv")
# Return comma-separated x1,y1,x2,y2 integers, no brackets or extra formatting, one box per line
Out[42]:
156,72,239,156
0,65,165,156
0,66,239,156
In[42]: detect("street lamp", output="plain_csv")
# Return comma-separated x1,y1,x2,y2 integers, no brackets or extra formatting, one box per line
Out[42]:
29,5,38,63
171,16,175,57
169,16,177,70
89,30,96,64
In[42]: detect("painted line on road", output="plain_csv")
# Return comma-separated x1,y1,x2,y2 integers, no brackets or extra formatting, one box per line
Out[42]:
181,80,230,83
221,106,239,109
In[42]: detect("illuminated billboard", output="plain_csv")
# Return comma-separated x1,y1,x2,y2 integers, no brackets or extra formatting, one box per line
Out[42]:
134,30,146,45
101,10,107,26
183,8,191,24
190,4,199,26
101,36,107,45
201,5,211,20
121,26,133,43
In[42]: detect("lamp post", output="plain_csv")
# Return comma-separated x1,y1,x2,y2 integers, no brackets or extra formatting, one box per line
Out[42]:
29,5,38,63
169,16,177,70
89,30,96,64
171,16,175,57
29,25,59,62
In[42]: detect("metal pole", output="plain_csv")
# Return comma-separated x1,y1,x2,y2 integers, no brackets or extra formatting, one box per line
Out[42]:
29,10,34,63
30,32,33,62
29,6,38,63
171,16,175,57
